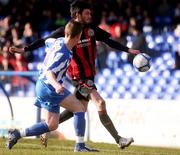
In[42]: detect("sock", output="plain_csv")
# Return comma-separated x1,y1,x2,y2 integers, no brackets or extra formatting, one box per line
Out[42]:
59,110,73,124
98,110,120,143
20,122,50,137
73,112,85,144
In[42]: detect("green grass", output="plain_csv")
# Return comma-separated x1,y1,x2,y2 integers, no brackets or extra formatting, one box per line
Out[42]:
1,138,180,155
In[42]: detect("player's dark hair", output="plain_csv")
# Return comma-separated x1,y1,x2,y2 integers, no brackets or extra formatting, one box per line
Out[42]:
70,0,91,18
65,20,82,38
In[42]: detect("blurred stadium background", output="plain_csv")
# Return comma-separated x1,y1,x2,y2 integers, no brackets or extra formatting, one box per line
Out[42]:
0,0,180,151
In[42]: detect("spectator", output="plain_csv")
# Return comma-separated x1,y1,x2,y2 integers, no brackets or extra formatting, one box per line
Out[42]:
54,13,67,28
22,22,36,63
0,16,12,46
174,24,180,37
22,22,36,44
11,53,29,95
142,10,153,33
99,11,110,32
128,17,137,35
11,26,22,46
127,25,147,63
173,44,180,70
39,9,54,31
130,27,147,52
107,11,118,25
0,44,13,83
110,23,127,45
155,0,173,27
174,3,180,25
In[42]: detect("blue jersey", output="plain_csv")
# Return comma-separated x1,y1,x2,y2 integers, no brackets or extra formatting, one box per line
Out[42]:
35,37,72,113
39,37,72,84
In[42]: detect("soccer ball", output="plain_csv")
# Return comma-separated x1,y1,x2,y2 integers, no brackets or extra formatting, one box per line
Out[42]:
133,53,151,72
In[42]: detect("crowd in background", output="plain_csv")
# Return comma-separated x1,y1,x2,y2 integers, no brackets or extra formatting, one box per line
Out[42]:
0,0,180,95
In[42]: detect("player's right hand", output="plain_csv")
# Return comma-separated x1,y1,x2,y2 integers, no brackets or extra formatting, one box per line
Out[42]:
55,84,64,95
128,49,140,55
9,47,25,54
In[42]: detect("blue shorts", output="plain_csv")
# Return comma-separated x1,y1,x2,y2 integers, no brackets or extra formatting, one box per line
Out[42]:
34,79,71,113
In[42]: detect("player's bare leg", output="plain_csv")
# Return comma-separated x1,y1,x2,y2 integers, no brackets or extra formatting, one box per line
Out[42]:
90,89,134,149
60,94,98,152
39,110,49,147
40,92,89,148
40,110,73,147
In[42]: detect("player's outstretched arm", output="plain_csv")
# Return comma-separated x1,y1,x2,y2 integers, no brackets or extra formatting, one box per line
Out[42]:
96,27,140,55
128,48,140,55
9,27,65,54
8,38,45,54
9,38,46,54
104,38,140,55
25,27,64,52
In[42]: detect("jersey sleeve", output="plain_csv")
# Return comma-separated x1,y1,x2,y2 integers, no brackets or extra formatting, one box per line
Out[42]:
103,38,129,52
46,27,64,39
95,26,129,52
25,27,65,52
24,38,45,51
95,27,111,41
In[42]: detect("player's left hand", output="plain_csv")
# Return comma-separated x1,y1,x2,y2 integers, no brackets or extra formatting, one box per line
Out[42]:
78,80,94,96
9,46,25,54
128,49,140,55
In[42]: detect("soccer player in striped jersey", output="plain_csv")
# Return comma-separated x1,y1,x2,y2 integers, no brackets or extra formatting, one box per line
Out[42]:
9,0,140,150
6,20,97,152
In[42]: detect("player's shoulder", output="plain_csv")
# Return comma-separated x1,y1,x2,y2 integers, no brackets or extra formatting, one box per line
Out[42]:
50,26,65,38
93,25,111,39
56,38,70,52
56,37,65,42
55,37,66,50
88,24,109,34
54,26,65,32
86,24,106,36
45,37,64,47
87,24,99,31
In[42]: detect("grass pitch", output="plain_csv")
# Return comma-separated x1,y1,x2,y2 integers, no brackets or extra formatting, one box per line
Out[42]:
1,138,180,155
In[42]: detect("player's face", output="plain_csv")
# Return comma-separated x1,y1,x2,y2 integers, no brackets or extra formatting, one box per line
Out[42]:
71,31,82,46
77,32,82,43
75,32,82,43
79,9,92,24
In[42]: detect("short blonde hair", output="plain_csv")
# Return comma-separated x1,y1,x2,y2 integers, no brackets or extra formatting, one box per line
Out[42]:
65,20,82,38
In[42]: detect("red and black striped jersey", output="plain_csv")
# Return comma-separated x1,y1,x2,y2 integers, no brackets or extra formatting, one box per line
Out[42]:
68,25,99,80
68,24,129,81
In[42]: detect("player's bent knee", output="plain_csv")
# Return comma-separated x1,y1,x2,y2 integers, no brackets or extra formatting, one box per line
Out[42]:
81,100,88,112
96,99,106,111
74,100,86,112
83,105,87,112
47,122,59,131
98,99,106,107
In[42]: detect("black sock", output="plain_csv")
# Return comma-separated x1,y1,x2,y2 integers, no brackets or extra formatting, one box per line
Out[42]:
98,110,120,143
59,110,73,124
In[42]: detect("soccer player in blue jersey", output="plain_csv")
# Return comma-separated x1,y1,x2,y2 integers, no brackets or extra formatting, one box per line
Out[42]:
6,20,97,152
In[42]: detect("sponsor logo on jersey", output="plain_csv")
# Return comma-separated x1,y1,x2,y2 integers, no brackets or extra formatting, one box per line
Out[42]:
88,29,94,37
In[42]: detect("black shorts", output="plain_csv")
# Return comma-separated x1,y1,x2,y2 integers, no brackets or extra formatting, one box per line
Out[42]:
72,79,97,101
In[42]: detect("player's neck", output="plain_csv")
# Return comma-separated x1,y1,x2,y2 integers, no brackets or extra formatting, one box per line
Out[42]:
64,37,75,51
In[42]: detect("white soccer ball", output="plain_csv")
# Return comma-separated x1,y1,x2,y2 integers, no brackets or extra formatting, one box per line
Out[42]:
133,53,151,72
